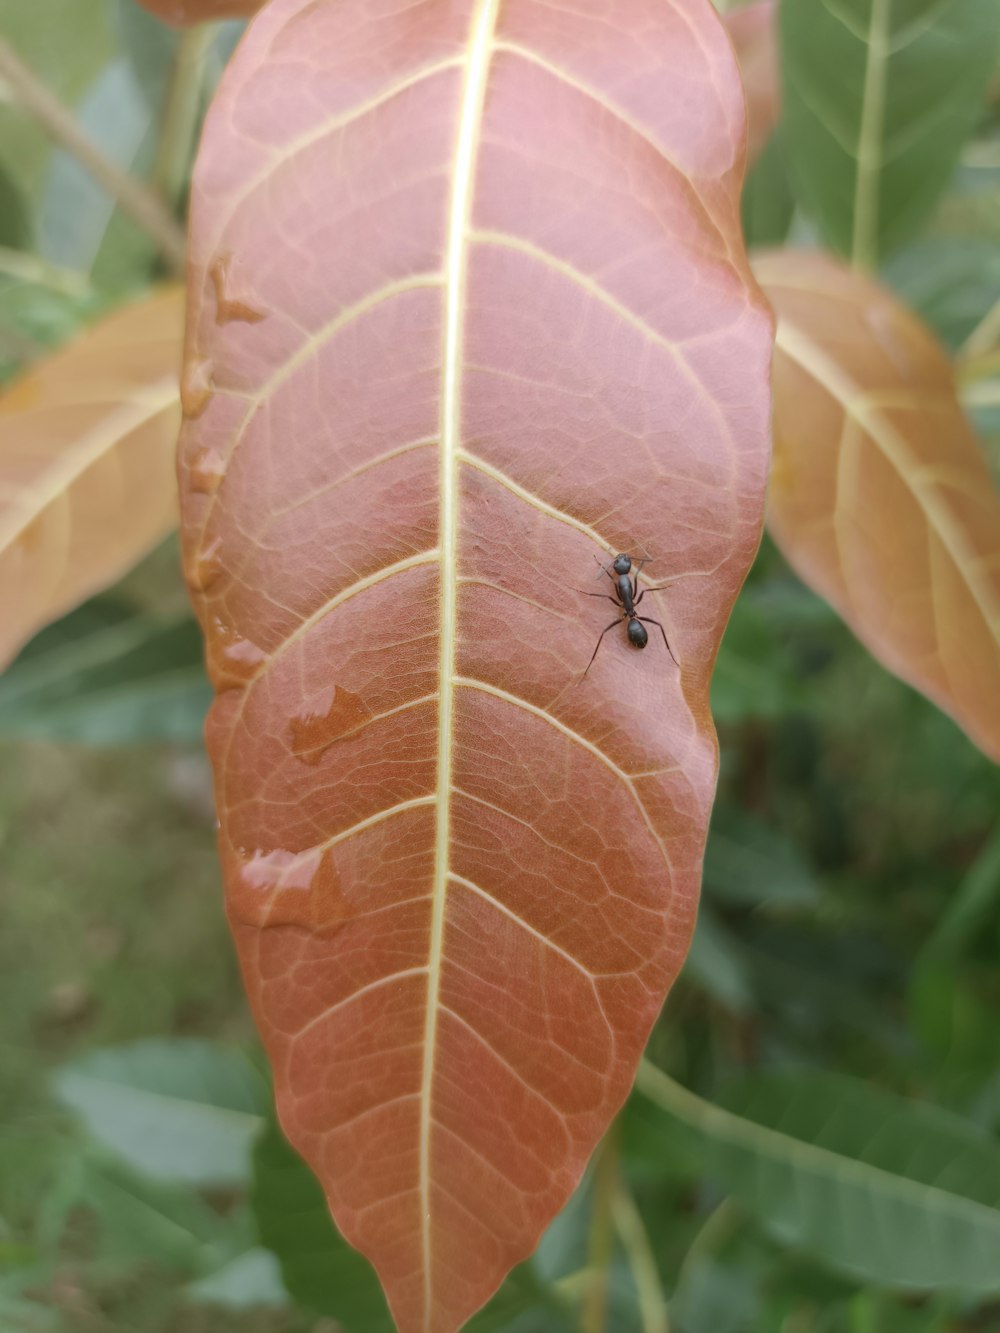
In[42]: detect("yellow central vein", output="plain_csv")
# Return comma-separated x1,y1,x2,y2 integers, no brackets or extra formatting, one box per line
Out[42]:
421,2,500,1324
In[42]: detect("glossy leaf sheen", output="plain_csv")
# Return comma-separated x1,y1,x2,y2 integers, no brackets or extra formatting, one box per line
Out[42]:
757,250,1000,762
0,288,183,670
179,2,772,1328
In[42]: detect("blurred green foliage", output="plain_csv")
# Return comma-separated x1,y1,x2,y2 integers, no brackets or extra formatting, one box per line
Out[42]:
1,0,1000,1330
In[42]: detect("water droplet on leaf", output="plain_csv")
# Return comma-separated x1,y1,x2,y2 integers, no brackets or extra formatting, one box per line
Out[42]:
290,685,373,764
233,846,349,934
185,535,224,593
210,251,267,326
188,445,227,495
205,615,267,691
180,357,214,419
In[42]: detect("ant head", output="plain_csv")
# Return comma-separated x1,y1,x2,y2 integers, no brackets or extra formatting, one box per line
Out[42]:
612,553,632,575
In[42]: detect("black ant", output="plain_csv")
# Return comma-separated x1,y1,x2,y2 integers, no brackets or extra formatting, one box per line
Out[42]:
581,552,679,676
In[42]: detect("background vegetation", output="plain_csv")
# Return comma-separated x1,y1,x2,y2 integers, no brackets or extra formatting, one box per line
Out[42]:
2,0,1000,1329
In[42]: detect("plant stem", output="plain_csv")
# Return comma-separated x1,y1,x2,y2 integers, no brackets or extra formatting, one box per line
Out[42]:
581,1122,621,1333
0,39,186,273
152,22,217,214
612,1181,670,1333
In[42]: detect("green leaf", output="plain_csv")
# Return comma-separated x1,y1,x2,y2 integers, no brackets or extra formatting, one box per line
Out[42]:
0,168,30,250
0,0,115,202
907,962,1000,1110
638,1062,1000,1295
742,131,795,248
81,1154,241,1275
38,58,157,276
883,237,1000,351
465,1265,575,1333
919,820,1000,960
53,1039,268,1187
711,595,807,722
185,1247,288,1310
780,0,1000,264
251,1117,395,1332
112,0,177,109
683,907,754,1012
670,1254,760,1333
0,603,211,745
704,806,822,911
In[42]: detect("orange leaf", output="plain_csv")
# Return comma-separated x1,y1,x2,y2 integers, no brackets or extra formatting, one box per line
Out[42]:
723,0,779,169
0,288,184,670
756,249,1000,763
179,2,773,1328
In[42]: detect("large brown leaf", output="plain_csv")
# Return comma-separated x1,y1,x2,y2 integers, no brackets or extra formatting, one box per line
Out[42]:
0,288,183,670
756,250,1000,762
178,2,772,1328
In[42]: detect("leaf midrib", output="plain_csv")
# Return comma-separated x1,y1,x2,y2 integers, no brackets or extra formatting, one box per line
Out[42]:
852,0,891,268
421,3,502,1325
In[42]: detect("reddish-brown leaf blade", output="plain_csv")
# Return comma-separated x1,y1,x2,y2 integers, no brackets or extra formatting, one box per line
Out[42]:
0,288,183,670
179,2,772,1329
757,249,1000,762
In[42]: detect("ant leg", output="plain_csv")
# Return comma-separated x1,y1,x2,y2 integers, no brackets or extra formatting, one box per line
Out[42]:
577,590,621,605
583,619,622,676
637,617,679,668
593,555,616,584
643,580,676,593
634,587,644,607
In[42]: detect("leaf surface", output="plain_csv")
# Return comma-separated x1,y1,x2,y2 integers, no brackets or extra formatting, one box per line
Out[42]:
179,2,772,1328
779,0,1000,265
0,288,183,670
54,1039,268,1186
756,249,1000,762
639,1062,1000,1295
0,601,209,743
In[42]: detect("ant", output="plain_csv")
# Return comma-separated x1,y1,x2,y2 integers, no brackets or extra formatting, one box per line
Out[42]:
581,552,679,676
